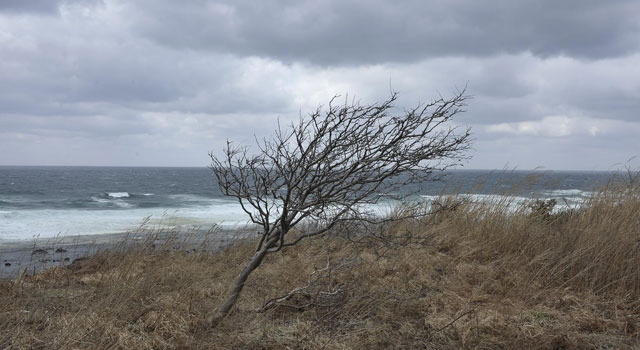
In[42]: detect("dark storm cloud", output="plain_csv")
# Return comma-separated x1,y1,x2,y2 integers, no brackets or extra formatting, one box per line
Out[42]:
0,0,102,14
0,17,293,118
0,0,638,168
0,0,61,14
131,0,640,65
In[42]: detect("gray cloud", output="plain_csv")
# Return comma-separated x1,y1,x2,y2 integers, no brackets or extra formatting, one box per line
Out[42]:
0,0,62,14
0,0,638,169
130,0,640,65
0,0,103,15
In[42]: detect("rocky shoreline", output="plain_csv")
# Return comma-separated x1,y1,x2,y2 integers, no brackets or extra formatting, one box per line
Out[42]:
0,226,257,280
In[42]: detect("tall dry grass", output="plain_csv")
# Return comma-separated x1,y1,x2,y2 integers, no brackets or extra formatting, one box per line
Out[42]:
436,171,640,297
0,173,639,349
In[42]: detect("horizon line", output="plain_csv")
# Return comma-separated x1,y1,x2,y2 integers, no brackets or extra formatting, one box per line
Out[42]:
0,164,621,172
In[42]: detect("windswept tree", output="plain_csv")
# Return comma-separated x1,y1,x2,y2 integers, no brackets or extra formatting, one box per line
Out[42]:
208,89,472,326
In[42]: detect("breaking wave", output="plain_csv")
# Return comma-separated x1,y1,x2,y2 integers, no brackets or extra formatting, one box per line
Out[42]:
107,192,130,199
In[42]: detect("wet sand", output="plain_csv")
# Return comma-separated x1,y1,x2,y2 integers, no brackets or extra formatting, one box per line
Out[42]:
0,226,258,280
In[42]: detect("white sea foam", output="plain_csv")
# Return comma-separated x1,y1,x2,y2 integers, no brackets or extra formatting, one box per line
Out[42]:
420,192,590,213
113,200,133,208
0,198,251,241
167,194,211,201
91,196,134,208
540,189,592,197
0,190,596,242
107,192,130,198
421,193,530,205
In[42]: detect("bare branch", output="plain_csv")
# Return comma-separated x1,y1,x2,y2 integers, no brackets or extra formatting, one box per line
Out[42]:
207,89,472,326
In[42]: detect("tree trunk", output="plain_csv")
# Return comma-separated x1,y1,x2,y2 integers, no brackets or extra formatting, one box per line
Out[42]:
207,247,270,327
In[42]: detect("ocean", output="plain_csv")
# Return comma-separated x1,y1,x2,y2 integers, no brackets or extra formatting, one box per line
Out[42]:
0,166,615,242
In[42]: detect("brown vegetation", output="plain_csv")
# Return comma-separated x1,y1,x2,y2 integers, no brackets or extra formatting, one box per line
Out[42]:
1,175,639,349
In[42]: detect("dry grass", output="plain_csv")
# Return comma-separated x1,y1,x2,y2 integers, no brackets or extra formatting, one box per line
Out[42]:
1,174,639,349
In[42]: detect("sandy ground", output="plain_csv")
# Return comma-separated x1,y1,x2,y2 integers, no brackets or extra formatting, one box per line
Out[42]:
0,226,258,280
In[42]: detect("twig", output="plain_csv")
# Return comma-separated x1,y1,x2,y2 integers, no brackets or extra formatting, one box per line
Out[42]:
437,306,478,332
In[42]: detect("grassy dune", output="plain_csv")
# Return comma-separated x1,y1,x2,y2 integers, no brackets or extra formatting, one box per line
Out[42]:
1,175,639,349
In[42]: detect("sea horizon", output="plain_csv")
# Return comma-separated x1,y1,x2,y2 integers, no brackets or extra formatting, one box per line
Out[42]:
0,164,623,173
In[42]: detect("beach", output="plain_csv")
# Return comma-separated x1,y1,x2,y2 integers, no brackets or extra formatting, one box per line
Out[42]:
0,226,256,280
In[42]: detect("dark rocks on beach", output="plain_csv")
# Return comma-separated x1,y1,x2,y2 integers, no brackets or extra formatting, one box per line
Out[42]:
32,249,48,255
4,263,10,267
64,257,70,262
55,248,68,253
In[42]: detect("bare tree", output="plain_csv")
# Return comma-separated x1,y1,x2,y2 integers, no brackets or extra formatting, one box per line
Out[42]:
207,89,472,326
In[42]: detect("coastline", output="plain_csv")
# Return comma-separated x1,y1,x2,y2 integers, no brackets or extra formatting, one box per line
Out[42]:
0,226,257,280
1,179,638,348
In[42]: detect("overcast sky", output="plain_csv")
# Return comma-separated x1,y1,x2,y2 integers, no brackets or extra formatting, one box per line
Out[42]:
1,0,639,170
